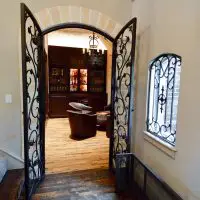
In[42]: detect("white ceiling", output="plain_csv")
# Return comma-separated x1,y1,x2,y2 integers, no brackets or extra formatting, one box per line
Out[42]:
47,28,112,50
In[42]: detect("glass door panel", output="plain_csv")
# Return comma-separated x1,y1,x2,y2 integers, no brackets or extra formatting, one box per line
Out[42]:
70,69,78,91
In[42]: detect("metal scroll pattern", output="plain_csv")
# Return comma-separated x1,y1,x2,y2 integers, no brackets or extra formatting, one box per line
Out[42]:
146,54,181,146
113,23,135,166
23,8,44,197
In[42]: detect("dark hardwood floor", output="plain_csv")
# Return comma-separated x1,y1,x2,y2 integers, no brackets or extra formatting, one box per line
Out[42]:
0,169,24,200
32,168,144,200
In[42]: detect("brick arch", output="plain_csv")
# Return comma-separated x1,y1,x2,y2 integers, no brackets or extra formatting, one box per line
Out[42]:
34,5,122,38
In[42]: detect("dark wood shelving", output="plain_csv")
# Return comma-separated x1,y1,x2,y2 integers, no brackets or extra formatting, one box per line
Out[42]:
48,45,108,118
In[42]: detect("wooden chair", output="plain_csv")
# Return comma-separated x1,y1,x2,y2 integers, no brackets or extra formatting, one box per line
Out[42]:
67,110,97,139
69,102,92,112
96,104,111,131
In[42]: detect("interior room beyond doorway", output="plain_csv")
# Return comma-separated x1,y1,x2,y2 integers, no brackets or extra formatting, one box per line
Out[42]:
44,28,113,174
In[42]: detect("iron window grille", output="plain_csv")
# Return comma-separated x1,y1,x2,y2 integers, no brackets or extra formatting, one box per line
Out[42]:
146,53,181,146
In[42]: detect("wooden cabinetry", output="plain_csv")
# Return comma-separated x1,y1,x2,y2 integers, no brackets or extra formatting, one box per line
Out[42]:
48,46,108,118
49,95,67,118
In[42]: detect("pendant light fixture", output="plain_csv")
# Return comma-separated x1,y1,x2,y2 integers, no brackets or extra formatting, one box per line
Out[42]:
82,32,104,55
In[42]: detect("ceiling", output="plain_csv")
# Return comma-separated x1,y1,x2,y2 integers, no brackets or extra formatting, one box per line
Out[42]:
47,28,112,50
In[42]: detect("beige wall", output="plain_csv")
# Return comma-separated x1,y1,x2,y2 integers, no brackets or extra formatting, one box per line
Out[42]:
0,0,132,168
99,35,112,104
132,0,200,199
106,50,112,104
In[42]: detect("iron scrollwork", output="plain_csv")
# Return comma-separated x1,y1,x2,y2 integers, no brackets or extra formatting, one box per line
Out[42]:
22,4,44,199
146,53,181,146
112,20,136,167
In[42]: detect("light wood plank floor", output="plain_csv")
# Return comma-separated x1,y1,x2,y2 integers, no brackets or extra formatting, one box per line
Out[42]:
45,118,109,174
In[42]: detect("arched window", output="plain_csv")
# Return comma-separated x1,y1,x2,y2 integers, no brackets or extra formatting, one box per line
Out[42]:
146,53,181,146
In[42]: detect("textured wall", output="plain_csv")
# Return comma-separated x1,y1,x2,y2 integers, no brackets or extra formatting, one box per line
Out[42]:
132,0,200,199
34,5,123,38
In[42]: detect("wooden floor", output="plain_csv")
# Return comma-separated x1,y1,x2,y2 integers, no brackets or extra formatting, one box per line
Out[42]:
32,119,146,200
45,118,109,174
0,169,24,200
32,168,144,200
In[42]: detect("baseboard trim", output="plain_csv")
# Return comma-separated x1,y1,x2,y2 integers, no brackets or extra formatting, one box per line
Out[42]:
0,149,24,164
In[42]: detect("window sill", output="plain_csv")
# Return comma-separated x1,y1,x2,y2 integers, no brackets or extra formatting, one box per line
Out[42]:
144,131,177,159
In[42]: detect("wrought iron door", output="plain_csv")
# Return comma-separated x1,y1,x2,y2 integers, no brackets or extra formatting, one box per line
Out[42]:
21,3,45,199
110,18,137,170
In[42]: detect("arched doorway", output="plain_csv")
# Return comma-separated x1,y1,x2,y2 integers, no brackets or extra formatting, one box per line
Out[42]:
21,3,137,199
42,23,114,41
34,5,123,39
44,27,113,174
